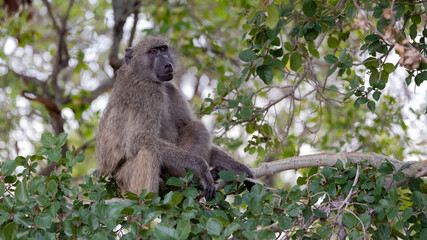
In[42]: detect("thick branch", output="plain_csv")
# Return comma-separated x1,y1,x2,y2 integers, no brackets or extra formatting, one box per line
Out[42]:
110,0,141,70
252,152,427,180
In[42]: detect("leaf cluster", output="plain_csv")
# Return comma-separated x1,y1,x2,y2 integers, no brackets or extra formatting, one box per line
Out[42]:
1,133,426,239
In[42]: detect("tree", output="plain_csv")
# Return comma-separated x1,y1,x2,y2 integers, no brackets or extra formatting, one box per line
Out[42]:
0,0,426,239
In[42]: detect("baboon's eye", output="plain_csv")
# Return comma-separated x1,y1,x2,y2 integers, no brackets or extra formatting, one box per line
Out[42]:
160,46,167,52
148,49,157,54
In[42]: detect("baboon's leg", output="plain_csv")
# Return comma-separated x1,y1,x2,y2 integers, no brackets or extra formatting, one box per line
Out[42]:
114,149,160,195
209,146,254,180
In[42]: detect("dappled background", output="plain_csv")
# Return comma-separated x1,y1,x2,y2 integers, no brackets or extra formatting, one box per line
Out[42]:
0,0,426,187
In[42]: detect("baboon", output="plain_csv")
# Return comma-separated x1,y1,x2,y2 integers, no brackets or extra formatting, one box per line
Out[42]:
96,37,253,200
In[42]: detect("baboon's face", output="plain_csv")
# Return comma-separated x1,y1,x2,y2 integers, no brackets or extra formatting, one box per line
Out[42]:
148,45,174,82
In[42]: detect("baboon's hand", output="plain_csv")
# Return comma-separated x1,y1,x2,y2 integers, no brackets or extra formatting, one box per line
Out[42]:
200,174,216,201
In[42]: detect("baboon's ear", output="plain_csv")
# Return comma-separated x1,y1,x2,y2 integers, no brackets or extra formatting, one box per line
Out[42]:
124,47,134,65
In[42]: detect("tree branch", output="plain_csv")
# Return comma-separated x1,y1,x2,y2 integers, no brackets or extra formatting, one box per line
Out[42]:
109,0,141,71
128,10,139,47
49,0,74,100
41,0,60,33
251,152,427,180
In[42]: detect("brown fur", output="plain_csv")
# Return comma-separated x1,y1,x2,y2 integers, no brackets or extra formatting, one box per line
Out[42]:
96,37,253,200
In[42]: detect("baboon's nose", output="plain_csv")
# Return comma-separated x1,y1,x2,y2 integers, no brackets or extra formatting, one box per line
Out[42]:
165,63,173,71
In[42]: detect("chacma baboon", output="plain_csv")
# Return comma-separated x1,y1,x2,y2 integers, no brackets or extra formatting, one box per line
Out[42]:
96,37,253,200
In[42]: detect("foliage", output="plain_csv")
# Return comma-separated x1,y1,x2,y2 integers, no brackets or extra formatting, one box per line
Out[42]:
0,0,426,165
0,0,426,239
1,133,427,239
199,0,426,159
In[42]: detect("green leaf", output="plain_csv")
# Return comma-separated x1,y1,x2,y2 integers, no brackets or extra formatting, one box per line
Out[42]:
327,65,337,76
411,191,424,208
375,223,391,238
383,63,395,73
259,229,275,239
412,15,421,24
177,220,191,240
240,107,252,119
313,209,327,219
373,91,381,101
4,222,17,240
281,5,293,17
92,230,108,240
378,162,394,175
308,42,319,58
284,42,293,51
321,16,336,26
327,37,339,48
325,183,337,197
55,132,68,147
163,191,184,206
0,214,8,226
224,222,240,236
166,177,184,187
290,52,303,71
41,132,56,147
239,49,256,62
256,65,274,84
278,215,293,230
367,101,376,111
0,183,4,196
265,5,279,29
35,213,52,229
324,54,338,64
354,101,360,109
154,223,178,240
356,97,368,105
393,171,405,181
409,23,417,40
363,195,375,203
251,184,265,196
365,34,381,42
47,180,58,198
414,72,426,86
143,211,162,224
318,225,332,238
237,67,250,87
342,212,358,228
63,219,75,236
346,5,357,19
248,195,262,216
350,76,360,89
402,208,413,220
302,0,316,18
420,229,427,240
15,180,28,202
228,100,239,108
218,171,236,181
47,148,61,163
183,187,198,199
1,159,17,175
206,218,223,236
302,207,312,223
